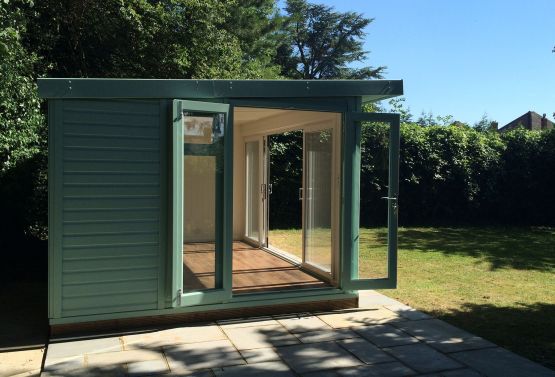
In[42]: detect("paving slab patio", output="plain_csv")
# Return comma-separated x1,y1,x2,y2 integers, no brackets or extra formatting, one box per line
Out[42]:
38,290,555,376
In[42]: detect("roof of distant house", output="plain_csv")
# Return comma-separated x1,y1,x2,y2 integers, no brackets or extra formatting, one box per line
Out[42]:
498,111,554,132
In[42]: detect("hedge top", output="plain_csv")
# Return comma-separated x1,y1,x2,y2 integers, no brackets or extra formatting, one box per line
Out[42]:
37,78,403,102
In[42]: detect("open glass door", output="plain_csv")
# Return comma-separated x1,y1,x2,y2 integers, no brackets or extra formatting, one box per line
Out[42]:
303,125,337,280
172,100,231,307
342,113,400,290
245,136,265,246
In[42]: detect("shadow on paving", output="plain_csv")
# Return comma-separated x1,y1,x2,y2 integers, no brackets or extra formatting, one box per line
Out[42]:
0,237,49,351
371,226,555,271
432,302,555,371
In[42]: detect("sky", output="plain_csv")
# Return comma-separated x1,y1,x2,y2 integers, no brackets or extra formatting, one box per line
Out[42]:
279,0,555,126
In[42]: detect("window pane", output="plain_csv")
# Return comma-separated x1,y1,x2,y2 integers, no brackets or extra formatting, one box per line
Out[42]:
304,129,333,272
358,122,389,279
245,141,260,240
183,113,224,144
182,112,224,292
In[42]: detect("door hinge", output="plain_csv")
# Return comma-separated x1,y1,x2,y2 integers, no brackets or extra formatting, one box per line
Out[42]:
177,289,182,306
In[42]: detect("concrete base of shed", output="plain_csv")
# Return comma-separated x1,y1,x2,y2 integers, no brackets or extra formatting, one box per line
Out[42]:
50,297,358,337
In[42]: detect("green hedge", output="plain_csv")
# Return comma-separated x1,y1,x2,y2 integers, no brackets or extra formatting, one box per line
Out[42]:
361,124,555,226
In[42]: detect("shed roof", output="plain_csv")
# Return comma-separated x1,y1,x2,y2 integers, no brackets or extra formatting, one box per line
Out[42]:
37,78,403,102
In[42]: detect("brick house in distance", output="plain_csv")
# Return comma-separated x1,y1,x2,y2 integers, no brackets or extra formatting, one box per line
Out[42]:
498,111,554,132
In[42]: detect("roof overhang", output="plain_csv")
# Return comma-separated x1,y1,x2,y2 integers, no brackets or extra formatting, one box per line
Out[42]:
37,78,403,103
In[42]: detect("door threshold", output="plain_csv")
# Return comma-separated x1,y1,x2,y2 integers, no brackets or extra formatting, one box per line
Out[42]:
261,245,334,285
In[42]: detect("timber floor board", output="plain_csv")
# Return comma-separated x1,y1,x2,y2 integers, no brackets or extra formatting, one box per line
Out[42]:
183,241,330,294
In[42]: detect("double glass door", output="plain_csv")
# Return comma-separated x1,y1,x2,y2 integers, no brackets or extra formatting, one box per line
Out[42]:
244,124,338,281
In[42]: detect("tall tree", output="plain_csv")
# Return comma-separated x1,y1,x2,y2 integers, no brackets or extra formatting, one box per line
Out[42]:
17,0,280,79
0,0,46,240
225,0,283,78
0,0,43,172
275,0,385,79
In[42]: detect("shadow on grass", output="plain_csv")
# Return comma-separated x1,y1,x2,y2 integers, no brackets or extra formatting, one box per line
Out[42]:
370,226,555,271
433,302,555,371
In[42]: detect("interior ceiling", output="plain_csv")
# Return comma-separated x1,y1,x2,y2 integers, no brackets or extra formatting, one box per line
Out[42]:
234,107,294,126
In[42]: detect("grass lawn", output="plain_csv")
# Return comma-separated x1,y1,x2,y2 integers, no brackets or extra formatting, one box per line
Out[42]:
269,226,555,370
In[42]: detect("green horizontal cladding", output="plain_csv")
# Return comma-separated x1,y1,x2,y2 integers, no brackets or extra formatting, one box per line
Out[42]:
50,289,357,325
51,98,165,318
37,78,403,103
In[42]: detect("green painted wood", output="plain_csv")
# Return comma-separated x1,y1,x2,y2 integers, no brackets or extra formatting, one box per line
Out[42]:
229,98,351,113
50,289,356,325
37,79,403,103
172,100,232,307
171,100,184,307
56,99,163,318
223,102,234,298
48,100,63,318
342,112,400,291
339,99,358,292
158,99,169,310
46,86,404,323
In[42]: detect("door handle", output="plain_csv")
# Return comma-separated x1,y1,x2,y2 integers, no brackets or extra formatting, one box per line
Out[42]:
381,196,398,214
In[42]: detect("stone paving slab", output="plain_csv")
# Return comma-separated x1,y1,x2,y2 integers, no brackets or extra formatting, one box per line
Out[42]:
39,290,555,376
0,348,44,377
47,336,122,359
213,361,296,376
393,319,496,353
276,342,363,374
301,362,415,377
239,347,281,364
295,328,359,343
317,307,404,328
126,358,169,376
384,343,463,374
42,364,127,377
122,323,226,349
358,291,402,307
217,316,279,329
222,323,300,350
418,368,484,377
353,323,419,348
86,349,164,367
163,339,245,372
41,357,83,375
275,314,332,333
450,347,555,377
337,337,395,365
384,303,433,321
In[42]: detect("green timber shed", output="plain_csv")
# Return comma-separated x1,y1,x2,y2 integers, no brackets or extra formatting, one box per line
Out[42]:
38,78,403,331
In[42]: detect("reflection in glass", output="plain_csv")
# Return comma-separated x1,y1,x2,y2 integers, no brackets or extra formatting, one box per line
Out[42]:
182,113,224,292
304,129,333,272
358,122,389,279
245,141,260,241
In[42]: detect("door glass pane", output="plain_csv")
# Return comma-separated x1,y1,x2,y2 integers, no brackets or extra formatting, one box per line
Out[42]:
304,129,333,272
267,131,303,260
358,121,389,278
245,141,260,240
182,113,224,292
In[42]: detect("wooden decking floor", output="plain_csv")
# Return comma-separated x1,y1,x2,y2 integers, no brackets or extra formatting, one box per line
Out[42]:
184,241,330,294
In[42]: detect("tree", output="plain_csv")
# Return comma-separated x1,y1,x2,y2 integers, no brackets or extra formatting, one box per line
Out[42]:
0,0,46,240
0,0,43,173
388,97,413,123
473,113,497,132
17,0,280,79
275,0,384,79
225,0,283,79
